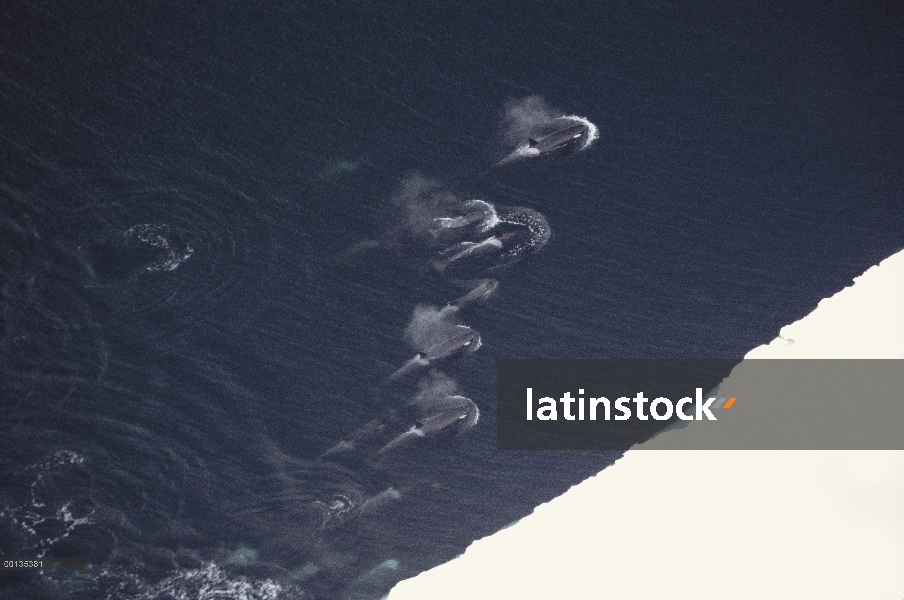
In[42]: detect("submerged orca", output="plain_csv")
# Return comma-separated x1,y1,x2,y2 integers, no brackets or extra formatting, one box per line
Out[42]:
443,279,499,313
420,330,479,361
431,210,489,233
432,228,531,273
321,415,390,457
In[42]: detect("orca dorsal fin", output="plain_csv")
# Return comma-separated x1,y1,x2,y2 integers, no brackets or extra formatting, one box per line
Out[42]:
528,138,539,147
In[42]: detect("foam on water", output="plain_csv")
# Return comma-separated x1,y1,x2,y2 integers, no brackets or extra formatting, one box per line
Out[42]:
97,563,290,600
558,115,599,150
461,199,500,233
493,206,552,264
447,395,480,429
312,492,361,527
0,451,95,557
124,223,195,272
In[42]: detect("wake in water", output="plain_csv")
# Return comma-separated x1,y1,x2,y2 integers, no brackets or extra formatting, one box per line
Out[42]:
90,563,297,600
492,206,552,264
0,451,95,559
124,223,195,272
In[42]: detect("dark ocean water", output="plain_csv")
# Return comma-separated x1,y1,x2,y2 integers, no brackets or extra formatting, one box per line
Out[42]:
1,1,902,598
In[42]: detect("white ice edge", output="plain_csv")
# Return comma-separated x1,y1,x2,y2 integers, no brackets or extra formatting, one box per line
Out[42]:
389,248,904,600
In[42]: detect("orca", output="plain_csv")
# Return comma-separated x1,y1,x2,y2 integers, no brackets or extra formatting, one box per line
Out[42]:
321,415,390,457
443,279,499,314
377,403,475,455
526,123,588,156
388,329,481,381
489,123,589,170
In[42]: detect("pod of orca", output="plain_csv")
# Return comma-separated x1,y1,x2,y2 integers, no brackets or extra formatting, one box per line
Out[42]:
320,111,596,463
